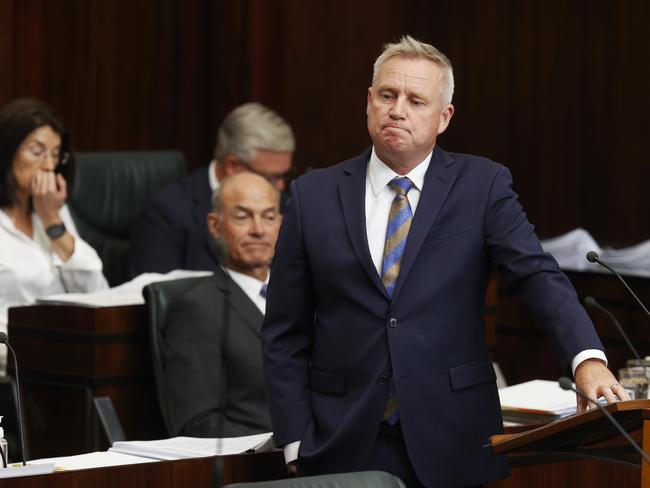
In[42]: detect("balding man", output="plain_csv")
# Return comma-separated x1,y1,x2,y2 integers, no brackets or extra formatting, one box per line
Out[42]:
161,172,281,437
129,102,294,277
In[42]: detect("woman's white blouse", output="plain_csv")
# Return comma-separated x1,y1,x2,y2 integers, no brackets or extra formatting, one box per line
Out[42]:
0,204,109,334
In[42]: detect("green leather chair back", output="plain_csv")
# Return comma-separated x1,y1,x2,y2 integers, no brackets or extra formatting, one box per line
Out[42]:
69,151,187,286
142,275,213,436
224,471,406,488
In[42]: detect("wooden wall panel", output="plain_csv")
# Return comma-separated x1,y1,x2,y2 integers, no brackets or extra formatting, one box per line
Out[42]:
0,0,648,246
0,0,14,102
277,0,407,170
408,0,650,245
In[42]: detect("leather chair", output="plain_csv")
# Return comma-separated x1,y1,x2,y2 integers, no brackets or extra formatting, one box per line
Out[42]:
224,471,406,488
142,275,213,436
69,151,187,286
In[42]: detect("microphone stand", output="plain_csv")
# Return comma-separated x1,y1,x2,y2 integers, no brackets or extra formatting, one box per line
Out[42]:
586,251,650,319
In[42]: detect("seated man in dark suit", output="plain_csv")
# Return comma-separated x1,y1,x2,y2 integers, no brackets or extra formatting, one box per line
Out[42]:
129,102,294,277
161,172,281,437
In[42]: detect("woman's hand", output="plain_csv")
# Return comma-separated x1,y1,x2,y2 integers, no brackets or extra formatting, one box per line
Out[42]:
31,170,67,226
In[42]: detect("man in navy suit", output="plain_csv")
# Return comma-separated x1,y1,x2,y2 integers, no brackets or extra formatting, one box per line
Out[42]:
129,102,294,277
262,36,627,487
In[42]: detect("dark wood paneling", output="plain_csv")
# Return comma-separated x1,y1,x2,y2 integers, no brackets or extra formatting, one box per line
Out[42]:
408,0,650,245
0,0,648,244
0,0,14,102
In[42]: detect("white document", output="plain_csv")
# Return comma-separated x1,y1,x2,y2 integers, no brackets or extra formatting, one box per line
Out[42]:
109,433,274,460
540,228,650,278
36,270,212,307
0,463,54,478
540,228,602,273
499,379,577,417
27,451,158,470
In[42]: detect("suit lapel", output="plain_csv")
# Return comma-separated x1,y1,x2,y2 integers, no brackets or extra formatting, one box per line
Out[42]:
392,147,458,299
338,149,389,299
214,268,264,335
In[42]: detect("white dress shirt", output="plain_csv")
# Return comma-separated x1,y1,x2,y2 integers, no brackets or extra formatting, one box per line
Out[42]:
224,267,268,314
283,147,605,464
208,160,220,193
0,205,108,370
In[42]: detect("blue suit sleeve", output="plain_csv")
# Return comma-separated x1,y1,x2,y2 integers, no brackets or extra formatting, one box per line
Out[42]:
129,188,187,278
484,166,603,367
262,179,316,447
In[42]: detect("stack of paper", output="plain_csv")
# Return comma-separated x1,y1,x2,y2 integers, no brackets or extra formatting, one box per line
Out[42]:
540,228,650,278
499,379,577,425
539,228,602,273
28,451,157,470
109,433,274,460
36,269,212,307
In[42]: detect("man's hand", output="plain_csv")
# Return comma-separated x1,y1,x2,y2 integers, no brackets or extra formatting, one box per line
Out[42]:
286,460,300,477
575,358,631,412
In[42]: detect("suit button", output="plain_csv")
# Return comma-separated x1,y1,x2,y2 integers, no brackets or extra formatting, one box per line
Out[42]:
378,374,390,384
388,318,398,328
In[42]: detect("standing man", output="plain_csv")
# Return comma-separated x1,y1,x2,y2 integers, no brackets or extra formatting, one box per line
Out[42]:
129,102,294,277
262,36,626,487
162,172,281,437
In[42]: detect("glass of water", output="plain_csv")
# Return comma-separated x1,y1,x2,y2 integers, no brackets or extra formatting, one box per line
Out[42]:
619,367,649,400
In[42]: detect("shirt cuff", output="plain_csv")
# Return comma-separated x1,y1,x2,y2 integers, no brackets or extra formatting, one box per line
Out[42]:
572,349,608,377
283,441,300,464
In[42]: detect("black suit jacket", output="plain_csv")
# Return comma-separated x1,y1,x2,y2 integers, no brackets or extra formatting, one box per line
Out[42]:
162,268,271,437
129,166,219,278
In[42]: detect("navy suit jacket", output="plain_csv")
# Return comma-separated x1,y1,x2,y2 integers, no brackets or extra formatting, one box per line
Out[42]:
262,146,603,487
129,166,219,277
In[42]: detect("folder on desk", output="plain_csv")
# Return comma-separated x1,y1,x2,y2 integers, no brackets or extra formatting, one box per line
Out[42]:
109,433,274,460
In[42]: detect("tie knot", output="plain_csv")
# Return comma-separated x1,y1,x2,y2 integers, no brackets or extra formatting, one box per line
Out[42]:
260,284,268,299
388,177,414,196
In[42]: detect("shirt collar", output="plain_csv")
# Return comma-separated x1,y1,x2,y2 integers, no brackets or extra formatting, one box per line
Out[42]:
224,267,269,286
367,147,432,196
208,160,220,192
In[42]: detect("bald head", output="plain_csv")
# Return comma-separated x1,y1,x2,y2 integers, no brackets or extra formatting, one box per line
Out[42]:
208,172,281,280
212,172,279,213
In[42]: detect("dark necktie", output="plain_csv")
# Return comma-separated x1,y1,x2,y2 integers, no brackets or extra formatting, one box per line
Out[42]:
260,284,268,299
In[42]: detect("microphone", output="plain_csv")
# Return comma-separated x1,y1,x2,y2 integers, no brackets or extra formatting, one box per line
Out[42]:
585,251,650,320
0,332,27,466
558,377,650,466
584,296,640,360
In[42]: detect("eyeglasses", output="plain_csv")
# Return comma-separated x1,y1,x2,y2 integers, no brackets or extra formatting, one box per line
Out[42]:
21,144,69,168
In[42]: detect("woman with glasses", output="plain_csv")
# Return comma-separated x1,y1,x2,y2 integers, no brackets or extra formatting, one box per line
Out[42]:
0,98,108,370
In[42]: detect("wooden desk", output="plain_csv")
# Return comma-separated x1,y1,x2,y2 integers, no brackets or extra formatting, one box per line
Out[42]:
8,304,166,459
0,451,286,488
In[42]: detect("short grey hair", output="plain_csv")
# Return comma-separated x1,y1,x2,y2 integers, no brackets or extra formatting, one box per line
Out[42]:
372,35,454,105
214,102,295,164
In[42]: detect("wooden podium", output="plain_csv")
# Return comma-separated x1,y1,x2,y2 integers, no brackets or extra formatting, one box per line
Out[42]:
489,400,650,488
7,304,166,459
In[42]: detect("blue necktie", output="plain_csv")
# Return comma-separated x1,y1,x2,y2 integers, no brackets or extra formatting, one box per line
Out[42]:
260,284,268,299
381,177,414,425
381,177,414,297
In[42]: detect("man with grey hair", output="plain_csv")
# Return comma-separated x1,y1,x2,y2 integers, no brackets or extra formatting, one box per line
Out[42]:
129,102,294,277
262,36,625,486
